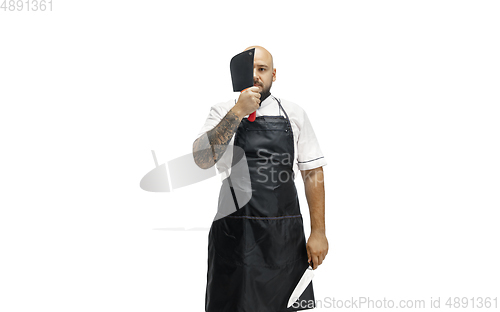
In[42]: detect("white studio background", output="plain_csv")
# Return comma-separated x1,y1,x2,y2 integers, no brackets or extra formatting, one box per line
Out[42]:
1,1,499,311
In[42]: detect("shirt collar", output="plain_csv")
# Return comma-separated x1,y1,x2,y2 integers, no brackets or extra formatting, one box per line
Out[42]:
259,94,275,109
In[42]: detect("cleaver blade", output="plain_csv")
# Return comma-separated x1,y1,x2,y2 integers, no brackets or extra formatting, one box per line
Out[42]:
230,48,254,92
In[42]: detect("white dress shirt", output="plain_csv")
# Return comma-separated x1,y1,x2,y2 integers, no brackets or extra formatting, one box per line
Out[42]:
196,95,327,181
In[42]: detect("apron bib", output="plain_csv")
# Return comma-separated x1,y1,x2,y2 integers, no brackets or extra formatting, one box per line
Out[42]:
206,97,315,312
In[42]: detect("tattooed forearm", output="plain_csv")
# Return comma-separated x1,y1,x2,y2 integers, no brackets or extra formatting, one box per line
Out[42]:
192,133,214,169
207,109,242,162
193,109,242,169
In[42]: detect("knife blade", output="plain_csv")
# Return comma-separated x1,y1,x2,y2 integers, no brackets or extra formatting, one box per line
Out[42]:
287,263,315,308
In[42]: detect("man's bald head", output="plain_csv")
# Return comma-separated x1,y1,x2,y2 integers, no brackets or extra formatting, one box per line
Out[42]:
244,45,274,69
242,45,276,102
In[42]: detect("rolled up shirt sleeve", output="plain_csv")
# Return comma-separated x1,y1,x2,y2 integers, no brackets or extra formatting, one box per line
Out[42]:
296,109,327,171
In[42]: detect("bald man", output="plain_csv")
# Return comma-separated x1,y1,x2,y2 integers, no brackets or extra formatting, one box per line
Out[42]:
193,46,328,312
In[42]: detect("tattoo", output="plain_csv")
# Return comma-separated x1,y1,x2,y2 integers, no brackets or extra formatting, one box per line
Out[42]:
193,109,241,169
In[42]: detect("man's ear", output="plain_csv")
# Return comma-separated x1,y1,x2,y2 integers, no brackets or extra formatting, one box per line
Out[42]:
272,68,276,82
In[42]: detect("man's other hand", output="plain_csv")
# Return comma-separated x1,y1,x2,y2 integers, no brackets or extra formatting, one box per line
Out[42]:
307,231,328,270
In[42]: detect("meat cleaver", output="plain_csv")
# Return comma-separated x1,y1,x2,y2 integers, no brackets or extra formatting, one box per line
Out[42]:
230,48,257,122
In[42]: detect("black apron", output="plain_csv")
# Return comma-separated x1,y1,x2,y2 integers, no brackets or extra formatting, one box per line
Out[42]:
206,97,315,312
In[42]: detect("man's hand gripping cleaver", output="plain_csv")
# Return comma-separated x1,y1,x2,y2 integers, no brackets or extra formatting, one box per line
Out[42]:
230,48,258,122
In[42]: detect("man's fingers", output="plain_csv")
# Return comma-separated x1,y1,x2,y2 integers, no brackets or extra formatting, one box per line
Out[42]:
312,256,319,270
318,255,324,266
310,251,327,269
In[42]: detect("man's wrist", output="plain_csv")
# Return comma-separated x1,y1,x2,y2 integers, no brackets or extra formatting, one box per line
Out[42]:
230,105,245,120
311,228,326,235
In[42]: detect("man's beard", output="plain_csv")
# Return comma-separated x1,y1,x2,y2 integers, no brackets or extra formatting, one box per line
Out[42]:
259,82,272,104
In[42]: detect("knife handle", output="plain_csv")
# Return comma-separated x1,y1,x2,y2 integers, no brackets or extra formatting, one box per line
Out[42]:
248,111,256,122
240,87,256,122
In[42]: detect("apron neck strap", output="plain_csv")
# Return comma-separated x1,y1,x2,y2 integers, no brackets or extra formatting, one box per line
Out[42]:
272,96,292,131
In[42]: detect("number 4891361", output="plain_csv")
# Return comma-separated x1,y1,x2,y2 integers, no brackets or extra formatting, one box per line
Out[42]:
445,297,497,309
1,0,53,11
